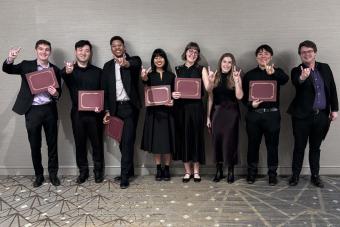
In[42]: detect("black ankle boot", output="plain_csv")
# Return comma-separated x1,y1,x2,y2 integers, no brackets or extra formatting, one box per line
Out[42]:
227,166,234,184
213,163,224,182
155,165,162,181
163,165,171,181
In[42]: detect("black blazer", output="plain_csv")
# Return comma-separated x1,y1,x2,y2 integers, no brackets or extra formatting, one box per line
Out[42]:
102,54,142,116
287,62,339,119
2,59,61,115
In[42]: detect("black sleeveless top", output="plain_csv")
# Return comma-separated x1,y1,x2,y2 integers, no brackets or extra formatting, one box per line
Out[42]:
213,73,238,105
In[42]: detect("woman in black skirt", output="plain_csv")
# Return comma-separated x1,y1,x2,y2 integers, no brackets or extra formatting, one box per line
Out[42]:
140,48,176,181
173,42,214,183
207,53,243,183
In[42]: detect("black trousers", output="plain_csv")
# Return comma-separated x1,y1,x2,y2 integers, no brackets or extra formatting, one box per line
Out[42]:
71,109,104,175
116,102,139,178
246,111,281,176
25,103,58,177
291,111,330,176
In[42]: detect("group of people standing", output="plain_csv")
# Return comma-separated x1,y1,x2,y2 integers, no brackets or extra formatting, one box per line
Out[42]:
3,37,338,189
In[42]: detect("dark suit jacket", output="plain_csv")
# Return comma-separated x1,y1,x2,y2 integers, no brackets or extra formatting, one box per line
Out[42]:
2,59,61,115
287,62,338,119
101,54,142,116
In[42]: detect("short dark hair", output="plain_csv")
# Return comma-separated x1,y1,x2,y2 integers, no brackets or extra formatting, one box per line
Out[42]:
75,40,92,51
110,36,125,46
151,48,169,72
35,39,51,49
181,41,201,62
255,44,273,56
298,40,317,54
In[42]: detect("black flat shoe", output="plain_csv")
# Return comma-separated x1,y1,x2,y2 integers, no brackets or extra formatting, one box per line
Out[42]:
227,172,234,184
33,175,45,188
182,173,191,183
193,173,201,182
163,166,171,181
155,165,163,181
213,163,224,182
120,177,129,189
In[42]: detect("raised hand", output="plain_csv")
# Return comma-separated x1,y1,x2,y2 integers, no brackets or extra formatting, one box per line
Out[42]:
232,66,242,84
64,61,75,74
141,65,151,81
300,66,311,80
207,66,216,83
116,57,129,68
252,99,264,108
8,47,22,62
265,63,275,75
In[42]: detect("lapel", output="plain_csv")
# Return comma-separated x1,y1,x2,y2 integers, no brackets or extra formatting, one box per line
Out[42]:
120,65,131,95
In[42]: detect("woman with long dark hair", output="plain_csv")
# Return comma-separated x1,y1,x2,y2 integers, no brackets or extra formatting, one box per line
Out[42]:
140,48,176,181
207,53,243,183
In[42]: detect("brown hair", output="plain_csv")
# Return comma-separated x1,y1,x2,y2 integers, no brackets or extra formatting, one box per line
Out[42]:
214,53,236,89
181,42,201,63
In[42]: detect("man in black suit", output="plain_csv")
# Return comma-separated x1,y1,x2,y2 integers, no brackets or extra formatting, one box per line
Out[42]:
288,40,338,188
102,36,141,189
61,40,104,184
2,40,62,187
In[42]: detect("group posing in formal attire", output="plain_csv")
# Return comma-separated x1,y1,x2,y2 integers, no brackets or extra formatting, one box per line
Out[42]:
3,37,338,189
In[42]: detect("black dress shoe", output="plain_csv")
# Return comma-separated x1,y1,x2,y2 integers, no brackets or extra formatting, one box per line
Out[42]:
311,175,324,188
289,175,299,186
76,174,89,184
94,173,104,183
269,176,278,186
50,175,60,186
246,175,256,184
182,173,191,183
33,175,45,187
193,173,201,182
120,178,129,189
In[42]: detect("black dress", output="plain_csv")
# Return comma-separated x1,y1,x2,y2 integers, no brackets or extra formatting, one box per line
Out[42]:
173,64,205,164
141,71,176,154
211,73,240,166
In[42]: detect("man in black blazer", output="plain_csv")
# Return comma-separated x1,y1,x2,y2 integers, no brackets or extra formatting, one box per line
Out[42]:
102,36,142,189
2,40,62,187
288,40,338,188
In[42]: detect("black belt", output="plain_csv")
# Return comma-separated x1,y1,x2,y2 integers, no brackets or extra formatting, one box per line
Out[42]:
253,107,279,113
117,100,130,105
313,109,326,115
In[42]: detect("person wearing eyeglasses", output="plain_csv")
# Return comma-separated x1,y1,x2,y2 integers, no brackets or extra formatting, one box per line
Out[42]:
288,40,338,188
172,42,214,183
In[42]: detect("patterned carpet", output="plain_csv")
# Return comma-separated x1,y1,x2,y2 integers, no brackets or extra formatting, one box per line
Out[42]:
1,175,340,227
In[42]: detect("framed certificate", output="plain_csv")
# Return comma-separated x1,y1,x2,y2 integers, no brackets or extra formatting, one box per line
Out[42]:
144,85,171,106
249,80,277,102
78,90,104,111
105,116,124,143
175,77,201,99
25,68,59,94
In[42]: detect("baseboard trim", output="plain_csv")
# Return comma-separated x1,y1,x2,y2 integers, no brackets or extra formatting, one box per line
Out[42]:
1,165,340,175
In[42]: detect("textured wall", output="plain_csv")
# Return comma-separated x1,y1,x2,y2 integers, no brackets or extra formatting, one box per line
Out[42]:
0,0,339,175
